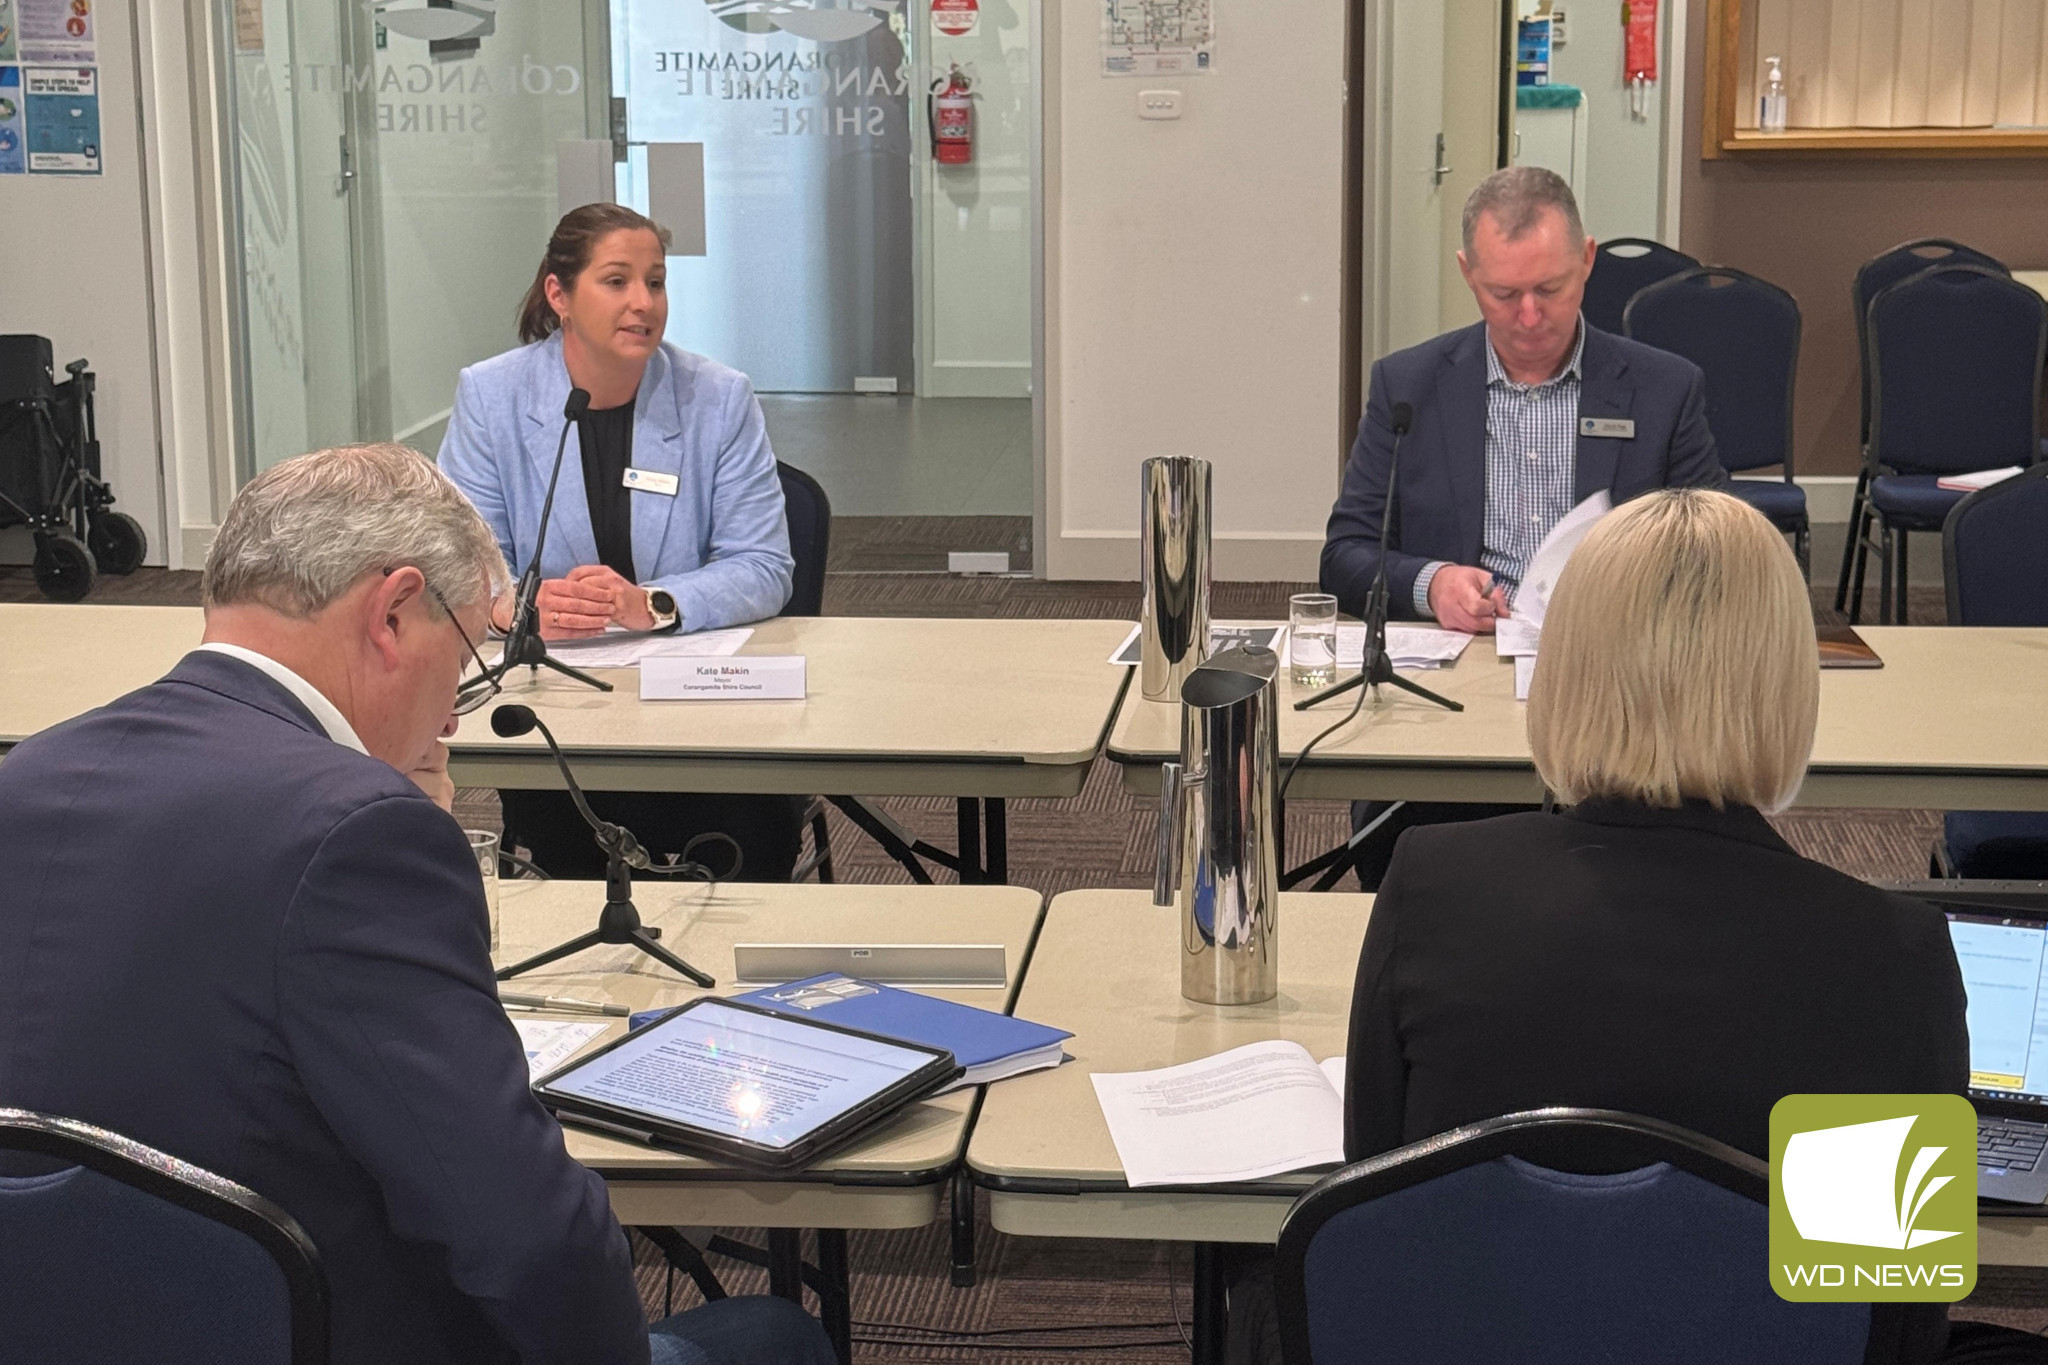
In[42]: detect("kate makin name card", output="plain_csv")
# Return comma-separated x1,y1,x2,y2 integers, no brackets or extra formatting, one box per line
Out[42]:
641,655,806,700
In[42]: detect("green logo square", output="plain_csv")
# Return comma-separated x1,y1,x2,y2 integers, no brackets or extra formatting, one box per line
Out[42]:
1769,1094,1977,1302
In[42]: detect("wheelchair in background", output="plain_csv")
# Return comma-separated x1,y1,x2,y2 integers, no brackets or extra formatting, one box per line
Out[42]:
0,334,147,602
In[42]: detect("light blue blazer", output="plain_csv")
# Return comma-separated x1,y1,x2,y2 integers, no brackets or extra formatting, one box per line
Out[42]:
438,333,795,632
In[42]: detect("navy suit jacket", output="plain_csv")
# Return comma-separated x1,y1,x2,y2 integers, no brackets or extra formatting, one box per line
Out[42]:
0,651,647,1365
1320,322,1727,618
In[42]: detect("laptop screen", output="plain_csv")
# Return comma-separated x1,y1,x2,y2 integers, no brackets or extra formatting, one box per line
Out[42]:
1947,910,2048,1103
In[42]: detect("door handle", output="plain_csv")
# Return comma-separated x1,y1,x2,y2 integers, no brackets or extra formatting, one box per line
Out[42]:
1431,131,1452,185
338,134,355,193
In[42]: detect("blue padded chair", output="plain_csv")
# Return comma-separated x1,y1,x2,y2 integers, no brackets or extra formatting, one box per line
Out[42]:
1274,1109,1880,1365
1624,266,1809,572
777,461,835,881
0,1108,328,1364
1938,463,2048,878
1581,238,1698,336
1848,264,2045,625
1835,238,2010,619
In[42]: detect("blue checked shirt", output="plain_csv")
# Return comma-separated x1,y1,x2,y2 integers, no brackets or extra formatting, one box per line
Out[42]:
1413,321,1586,616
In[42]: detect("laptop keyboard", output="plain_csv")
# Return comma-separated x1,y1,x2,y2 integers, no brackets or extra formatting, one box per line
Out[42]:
1979,1118,2048,1172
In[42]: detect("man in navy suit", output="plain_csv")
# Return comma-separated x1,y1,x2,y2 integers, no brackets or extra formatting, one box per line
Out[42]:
1322,166,1725,633
0,445,831,1365
1317,167,1726,892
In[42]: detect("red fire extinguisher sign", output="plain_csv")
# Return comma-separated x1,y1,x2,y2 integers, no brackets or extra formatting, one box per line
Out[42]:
933,0,978,38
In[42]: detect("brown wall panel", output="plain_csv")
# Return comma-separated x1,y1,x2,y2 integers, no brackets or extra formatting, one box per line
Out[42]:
1680,0,2048,476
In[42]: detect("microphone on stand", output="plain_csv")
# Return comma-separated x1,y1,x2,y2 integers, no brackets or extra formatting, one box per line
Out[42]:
1296,400,1460,713
488,703,714,987
465,388,614,699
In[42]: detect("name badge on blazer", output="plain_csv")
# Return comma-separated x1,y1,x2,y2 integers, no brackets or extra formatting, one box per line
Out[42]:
1579,417,1635,439
623,468,679,496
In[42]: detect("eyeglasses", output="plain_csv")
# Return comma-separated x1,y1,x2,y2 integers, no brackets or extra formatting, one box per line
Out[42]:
430,584,501,716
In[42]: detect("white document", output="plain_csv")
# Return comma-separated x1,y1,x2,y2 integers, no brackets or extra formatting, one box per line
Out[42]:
1091,1040,1345,1188
1937,467,2024,492
1514,653,1538,701
513,1019,609,1081
1494,491,1612,658
1109,621,1286,666
537,626,753,670
1337,624,1472,671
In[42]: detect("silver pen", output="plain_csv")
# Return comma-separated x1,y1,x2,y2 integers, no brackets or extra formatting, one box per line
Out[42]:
499,991,631,1018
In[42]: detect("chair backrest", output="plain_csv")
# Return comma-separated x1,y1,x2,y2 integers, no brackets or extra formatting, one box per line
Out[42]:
1868,264,2045,476
1582,238,1699,335
776,461,831,617
1944,462,2048,627
1274,1109,1873,1365
1624,266,1801,476
1854,239,2008,445
0,1108,328,1365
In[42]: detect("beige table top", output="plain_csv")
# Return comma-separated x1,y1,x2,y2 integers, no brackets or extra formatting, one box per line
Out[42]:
495,877,1042,1229
0,605,1132,799
966,889,1368,1244
1108,627,2048,809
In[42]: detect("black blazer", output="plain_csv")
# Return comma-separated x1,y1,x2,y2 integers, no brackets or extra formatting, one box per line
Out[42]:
0,652,648,1365
1345,798,1968,1162
1320,322,1726,618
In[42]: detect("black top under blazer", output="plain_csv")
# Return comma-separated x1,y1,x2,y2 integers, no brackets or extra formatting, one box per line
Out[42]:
0,652,649,1364
1345,798,1969,1163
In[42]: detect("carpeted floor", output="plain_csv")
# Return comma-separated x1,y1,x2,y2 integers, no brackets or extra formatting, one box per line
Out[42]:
4,534,2038,1353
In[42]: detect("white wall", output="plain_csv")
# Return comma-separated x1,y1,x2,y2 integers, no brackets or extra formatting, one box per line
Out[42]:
1041,0,1346,581
1546,3,1667,242
0,0,167,566
919,0,1033,399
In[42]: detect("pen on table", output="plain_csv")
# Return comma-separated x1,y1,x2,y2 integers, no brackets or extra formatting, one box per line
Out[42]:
499,992,631,1017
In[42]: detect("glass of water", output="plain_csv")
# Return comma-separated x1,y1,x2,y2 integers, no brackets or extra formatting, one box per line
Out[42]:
466,829,501,951
1289,593,1339,688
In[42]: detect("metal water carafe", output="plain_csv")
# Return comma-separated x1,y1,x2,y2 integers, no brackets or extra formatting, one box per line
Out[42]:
1140,455,1212,702
1152,645,1280,1006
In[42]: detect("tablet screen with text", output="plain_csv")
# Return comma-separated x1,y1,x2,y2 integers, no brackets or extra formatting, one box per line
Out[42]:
538,999,941,1150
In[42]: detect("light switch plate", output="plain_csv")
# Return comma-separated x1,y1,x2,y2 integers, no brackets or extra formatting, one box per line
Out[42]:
1138,89,1183,120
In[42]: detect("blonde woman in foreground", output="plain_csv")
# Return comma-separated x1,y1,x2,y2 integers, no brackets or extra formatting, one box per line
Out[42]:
1341,489,2018,1362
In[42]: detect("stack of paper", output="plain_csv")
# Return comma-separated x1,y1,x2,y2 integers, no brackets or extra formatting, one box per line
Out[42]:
1337,624,1473,671
1493,491,1612,699
512,1018,609,1080
1109,622,1286,666
1091,1041,1347,1187
490,626,752,670
1937,467,2023,493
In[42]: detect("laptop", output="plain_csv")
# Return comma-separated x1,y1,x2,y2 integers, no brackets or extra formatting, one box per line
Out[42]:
1929,886,2048,1204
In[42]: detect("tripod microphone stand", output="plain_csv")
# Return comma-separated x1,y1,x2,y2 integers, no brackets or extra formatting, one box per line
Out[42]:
1296,400,1461,716
490,704,714,987
465,387,613,700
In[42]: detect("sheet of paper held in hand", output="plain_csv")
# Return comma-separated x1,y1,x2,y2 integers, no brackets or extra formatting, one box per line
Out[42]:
489,626,753,671
1091,1041,1348,1188
1494,490,1612,662
513,1019,610,1081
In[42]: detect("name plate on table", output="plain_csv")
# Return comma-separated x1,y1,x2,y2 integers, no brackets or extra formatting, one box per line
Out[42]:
642,655,806,700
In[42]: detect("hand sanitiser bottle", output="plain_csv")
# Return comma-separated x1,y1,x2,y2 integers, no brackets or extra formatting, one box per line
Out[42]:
1761,55,1788,132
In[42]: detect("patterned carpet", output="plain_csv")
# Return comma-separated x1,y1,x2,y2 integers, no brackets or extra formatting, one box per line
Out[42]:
4,541,2038,1353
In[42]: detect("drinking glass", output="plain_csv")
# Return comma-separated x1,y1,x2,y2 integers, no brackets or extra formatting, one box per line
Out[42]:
1289,593,1339,688
466,829,501,951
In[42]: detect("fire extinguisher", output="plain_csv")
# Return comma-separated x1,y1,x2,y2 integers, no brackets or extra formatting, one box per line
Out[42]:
929,64,974,166
1623,0,1658,120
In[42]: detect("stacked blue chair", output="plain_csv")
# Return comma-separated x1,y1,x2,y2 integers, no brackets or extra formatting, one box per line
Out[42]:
1835,238,2010,621
1624,266,1809,572
1582,238,1697,336
0,1107,328,1363
1938,463,2048,878
1274,1109,1881,1365
778,461,836,882
1849,265,2045,624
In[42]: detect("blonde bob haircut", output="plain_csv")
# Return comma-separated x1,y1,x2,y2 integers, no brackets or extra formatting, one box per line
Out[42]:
1527,488,1818,814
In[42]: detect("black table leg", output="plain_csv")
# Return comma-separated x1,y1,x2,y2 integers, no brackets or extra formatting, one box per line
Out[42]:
1192,1242,1227,1365
949,1168,978,1287
815,1229,852,1365
955,797,984,884
767,1228,805,1305
984,797,1007,884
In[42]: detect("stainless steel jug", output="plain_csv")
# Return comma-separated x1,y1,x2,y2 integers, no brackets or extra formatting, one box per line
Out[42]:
1152,644,1280,1005
1140,455,1212,703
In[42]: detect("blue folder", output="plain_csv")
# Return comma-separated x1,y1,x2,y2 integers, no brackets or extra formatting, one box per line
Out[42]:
732,974,1071,1088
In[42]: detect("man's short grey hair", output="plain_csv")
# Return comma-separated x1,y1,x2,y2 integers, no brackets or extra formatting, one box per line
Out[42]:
203,443,510,617
1461,166,1586,255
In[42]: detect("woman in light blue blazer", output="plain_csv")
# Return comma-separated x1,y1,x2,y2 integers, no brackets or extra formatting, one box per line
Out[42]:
438,203,803,880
